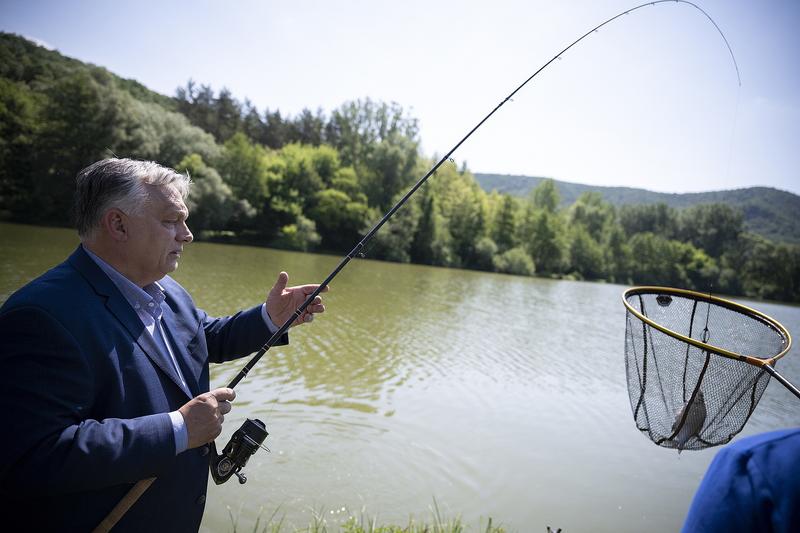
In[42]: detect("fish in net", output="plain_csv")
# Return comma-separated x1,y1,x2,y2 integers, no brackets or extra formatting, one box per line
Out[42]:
622,286,797,453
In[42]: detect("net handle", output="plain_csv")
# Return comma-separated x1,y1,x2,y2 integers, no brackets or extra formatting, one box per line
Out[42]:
622,286,793,367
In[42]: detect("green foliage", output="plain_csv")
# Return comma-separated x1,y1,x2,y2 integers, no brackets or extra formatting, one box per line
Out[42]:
531,178,560,213
125,96,220,166
217,132,269,207
569,192,616,242
309,189,374,251
493,246,536,276
271,215,321,252
1,33,797,302
474,236,499,271
619,203,678,239
368,190,421,263
426,163,487,268
474,172,800,246
521,207,567,275
0,78,42,217
490,194,518,252
178,153,252,234
678,203,743,258
628,232,707,287
568,225,606,280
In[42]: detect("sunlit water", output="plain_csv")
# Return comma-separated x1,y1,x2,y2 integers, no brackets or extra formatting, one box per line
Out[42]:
1,222,798,532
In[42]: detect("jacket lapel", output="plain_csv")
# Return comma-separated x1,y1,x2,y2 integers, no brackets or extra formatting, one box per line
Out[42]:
69,246,193,400
160,303,201,397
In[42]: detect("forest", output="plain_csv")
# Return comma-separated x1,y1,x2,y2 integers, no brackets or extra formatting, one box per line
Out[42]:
1,33,798,302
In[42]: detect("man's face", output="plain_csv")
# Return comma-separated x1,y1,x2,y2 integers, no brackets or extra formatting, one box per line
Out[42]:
124,183,193,286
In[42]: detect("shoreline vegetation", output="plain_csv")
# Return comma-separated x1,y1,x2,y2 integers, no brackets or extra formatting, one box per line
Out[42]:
226,502,509,533
2,33,798,303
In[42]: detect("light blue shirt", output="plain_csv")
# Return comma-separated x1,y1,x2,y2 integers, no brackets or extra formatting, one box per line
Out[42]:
83,246,278,454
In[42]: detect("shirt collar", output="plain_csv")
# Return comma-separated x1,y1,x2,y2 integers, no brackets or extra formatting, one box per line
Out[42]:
83,245,166,318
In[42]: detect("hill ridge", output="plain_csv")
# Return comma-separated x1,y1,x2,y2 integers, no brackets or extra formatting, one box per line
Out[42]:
473,172,800,244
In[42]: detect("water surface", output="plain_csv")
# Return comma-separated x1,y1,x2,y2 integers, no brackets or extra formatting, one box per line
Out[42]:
2,223,798,532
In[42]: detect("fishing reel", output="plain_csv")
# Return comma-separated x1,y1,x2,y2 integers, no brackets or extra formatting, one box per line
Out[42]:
209,418,269,485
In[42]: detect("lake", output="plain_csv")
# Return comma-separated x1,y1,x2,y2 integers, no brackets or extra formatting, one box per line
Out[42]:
1,222,798,532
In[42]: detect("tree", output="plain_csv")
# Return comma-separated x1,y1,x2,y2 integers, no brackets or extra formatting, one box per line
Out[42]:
679,203,743,258
569,192,615,242
216,132,268,208
531,178,560,213
0,78,41,217
367,189,420,263
410,190,437,265
214,87,242,142
325,98,420,210
308,188,373,251
433,165,487,267
605,224,633,283
525,209,567,275
493,246,535,276
568,225,606,280
177,153,252,233
491,194,518,252
619,203,678,239
124,95,220,167
33,70,129,224
271,215,321,252
627,232,705,287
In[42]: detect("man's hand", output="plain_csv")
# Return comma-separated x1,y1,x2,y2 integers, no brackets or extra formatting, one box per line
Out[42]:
178,388,235,449
266,271,327,328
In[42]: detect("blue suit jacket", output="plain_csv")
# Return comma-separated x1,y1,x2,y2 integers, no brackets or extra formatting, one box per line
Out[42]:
0,246,287,532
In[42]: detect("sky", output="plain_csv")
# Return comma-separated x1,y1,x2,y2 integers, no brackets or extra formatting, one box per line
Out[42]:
1,0,798,195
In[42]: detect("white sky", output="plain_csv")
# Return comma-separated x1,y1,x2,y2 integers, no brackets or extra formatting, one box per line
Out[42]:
2,0,798,194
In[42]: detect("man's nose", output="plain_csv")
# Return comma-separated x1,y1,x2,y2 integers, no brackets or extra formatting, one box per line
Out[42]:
179,222,193,243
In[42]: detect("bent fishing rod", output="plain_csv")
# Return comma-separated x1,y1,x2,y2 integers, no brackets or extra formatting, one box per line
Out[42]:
94,1,740,530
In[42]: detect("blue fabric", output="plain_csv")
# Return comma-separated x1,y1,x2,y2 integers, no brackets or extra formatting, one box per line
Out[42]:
0,246,288,532
85,246,191,395
682,427,800,533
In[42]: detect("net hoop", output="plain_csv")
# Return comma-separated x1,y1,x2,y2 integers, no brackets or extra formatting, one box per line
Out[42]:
622,286,792,367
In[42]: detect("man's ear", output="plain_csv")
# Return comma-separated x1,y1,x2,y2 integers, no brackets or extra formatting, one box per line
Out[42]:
102,209,129,242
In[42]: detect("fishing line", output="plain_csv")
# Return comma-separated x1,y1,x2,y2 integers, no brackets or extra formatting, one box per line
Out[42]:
95,3,743,529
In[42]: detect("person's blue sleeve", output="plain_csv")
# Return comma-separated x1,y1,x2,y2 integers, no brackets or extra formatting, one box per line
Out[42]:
682,443,769,533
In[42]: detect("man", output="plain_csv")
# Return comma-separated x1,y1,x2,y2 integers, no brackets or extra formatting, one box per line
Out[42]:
0,158,327,532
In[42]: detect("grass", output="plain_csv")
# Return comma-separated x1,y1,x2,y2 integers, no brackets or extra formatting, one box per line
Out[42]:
228,499,507,533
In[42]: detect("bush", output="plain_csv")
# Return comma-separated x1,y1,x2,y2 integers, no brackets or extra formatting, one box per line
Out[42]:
493,246,535,276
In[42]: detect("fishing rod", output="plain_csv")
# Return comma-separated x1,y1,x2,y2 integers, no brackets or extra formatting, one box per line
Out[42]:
210,0,741,486
228,0,741,388
95,1,740,530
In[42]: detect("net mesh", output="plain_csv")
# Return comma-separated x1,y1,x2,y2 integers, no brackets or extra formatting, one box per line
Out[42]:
624,289,788,451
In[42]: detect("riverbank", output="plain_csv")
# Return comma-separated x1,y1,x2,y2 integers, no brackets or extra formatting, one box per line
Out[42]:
227,504,509,533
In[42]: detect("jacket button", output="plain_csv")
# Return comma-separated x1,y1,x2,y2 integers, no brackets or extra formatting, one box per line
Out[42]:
196,494,206,505
199,445,209,457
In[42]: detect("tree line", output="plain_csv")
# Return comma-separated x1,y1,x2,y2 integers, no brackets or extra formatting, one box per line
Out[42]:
1,33,797,302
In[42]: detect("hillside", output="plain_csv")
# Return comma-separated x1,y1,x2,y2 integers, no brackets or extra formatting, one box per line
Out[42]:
474,173,800,244
0,33,176,109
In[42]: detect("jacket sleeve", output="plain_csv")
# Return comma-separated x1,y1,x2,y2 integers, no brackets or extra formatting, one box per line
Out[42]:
681,445,766,533
200,304,289,364
0,306,175,494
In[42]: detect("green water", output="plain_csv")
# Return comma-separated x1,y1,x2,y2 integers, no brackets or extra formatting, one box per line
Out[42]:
2,222,798,532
